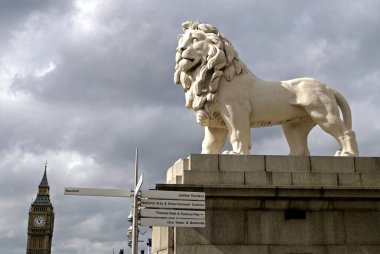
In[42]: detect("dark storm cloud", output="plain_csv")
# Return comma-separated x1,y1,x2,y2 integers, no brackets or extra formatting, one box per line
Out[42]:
0,0,70,41
1,1,380,253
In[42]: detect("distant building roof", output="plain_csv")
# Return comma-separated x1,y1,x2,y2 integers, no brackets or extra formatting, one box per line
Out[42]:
32,195,51,206
33,163,52,206
39,163,49,188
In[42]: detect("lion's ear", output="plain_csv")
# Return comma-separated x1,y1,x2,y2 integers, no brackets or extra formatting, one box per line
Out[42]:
207,34,224,49
182,21,192,31
177,34,183,41
198,23,218,34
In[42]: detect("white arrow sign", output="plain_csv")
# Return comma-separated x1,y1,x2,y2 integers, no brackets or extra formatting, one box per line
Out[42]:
140,218,205,228
141,208,205,219
140,199,205,209
64,187,131,197
141,190,205,201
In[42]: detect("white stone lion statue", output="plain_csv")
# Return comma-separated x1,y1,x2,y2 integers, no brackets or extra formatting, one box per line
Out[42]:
174,21,359,156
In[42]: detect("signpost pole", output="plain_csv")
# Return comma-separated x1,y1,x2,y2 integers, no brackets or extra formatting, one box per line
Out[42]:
134,148,138,189
64,149,205,252
132,148,139,254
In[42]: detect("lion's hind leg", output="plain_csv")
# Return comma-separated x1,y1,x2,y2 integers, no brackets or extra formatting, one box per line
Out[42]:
282,118,316,156
338,129,359,156
302,95,357,156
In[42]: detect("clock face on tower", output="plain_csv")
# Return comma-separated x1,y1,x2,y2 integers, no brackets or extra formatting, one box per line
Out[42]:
33,215,46,227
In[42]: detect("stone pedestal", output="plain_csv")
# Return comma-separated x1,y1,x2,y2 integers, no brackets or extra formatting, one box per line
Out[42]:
152,155,380,254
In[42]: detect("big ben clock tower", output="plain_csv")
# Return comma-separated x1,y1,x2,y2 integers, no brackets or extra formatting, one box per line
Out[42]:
26,163,54,254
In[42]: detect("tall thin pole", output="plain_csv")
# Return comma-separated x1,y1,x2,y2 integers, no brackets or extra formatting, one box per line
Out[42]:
132,148,139,254
134,148,138,186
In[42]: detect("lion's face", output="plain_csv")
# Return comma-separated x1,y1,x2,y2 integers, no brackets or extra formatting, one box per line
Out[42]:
176,30,209,72
175,21,246,113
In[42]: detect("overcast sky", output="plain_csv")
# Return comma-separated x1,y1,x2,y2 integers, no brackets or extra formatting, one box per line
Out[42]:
1,0,380,253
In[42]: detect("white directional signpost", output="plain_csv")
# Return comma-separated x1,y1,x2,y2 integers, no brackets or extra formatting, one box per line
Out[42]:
64,149,206,254
141,208,205,219
141,217,206,227
64,187,131,197
141,190,205,200
139,190,206,228
64,149,142,254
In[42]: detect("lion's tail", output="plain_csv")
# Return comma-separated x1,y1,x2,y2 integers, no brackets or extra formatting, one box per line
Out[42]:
333,89,352,130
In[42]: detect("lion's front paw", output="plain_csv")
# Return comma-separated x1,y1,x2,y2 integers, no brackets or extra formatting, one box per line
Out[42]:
222,150,239,155
340,151,356,157
334,150,356,157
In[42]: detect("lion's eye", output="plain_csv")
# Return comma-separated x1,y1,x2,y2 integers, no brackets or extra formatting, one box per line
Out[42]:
192,38,199,43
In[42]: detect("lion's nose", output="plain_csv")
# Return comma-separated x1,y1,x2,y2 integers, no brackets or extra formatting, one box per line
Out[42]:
180,47,186,51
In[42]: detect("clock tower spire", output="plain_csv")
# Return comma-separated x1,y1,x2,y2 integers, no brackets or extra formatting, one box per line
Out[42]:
38,161,49,195
26,162,55,254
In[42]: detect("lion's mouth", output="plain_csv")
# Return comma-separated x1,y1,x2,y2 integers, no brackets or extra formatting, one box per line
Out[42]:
183,57,194,62
179,57,200,72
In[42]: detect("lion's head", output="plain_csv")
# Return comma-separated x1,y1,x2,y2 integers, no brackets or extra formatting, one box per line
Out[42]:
174,21,247,111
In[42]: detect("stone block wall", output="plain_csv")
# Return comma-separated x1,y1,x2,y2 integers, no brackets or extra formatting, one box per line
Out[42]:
154,155,380,254
166,155,380,188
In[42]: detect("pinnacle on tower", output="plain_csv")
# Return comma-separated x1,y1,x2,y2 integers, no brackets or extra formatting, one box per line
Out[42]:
39,161,49,188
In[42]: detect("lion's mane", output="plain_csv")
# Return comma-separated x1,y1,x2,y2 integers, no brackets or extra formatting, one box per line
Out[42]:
174,21,248,128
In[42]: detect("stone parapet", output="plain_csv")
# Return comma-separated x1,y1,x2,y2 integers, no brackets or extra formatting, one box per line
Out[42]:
166,155,380,188
154,155,380,254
